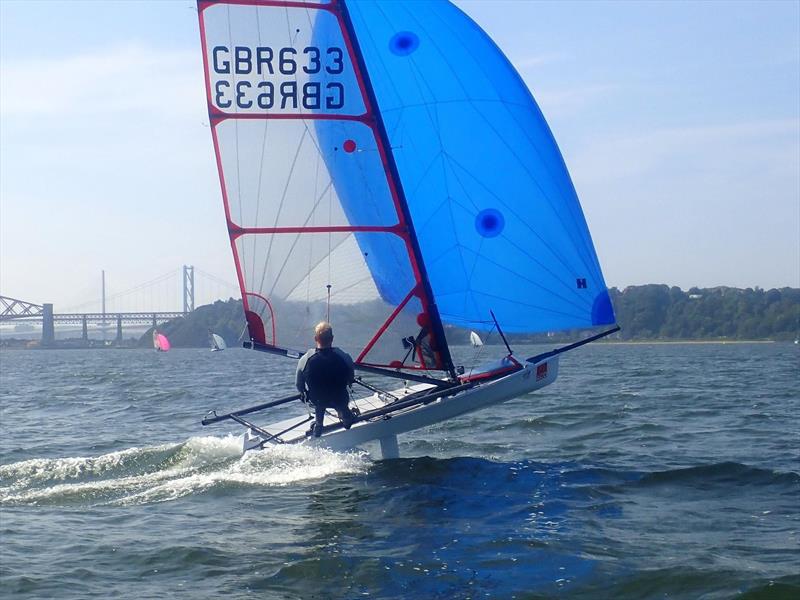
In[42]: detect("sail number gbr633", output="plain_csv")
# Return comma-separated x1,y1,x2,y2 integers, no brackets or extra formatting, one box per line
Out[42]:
211,45,346,111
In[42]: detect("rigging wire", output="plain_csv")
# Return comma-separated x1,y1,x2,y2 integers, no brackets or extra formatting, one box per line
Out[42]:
61,270,178,313
326,145,334,324
194,269,239,292
467,324,494,377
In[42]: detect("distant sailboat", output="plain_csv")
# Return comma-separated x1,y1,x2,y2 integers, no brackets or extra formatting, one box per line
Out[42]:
210,333,227,352
469,331,484,348
196,0,619,458
153,330,170,352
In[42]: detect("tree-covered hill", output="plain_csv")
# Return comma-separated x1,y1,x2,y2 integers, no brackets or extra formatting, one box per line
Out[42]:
609,285,799,341
143,286,800,347
141,299,246,348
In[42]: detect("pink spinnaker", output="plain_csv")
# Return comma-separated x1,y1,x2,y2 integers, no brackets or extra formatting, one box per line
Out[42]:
156,333,171,352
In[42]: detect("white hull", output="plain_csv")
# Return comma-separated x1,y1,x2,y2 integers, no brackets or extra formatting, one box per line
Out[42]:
243,356,559,458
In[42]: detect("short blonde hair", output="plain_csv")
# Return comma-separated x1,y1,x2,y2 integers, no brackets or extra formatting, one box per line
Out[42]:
314,321,334,346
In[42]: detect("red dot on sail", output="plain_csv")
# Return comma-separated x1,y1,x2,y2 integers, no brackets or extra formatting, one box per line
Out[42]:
343,139,357,153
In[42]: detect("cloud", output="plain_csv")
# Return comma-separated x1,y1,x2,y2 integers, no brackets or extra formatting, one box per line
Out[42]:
570,118,800,289
0,43,206,119
572,118,800,185
533,82,621,118
0,43,229,309
0,42,214,186
511,53,564,70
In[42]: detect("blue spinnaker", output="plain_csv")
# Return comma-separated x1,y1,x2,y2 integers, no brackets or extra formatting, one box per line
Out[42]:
198,0,615,372
344,0,615,333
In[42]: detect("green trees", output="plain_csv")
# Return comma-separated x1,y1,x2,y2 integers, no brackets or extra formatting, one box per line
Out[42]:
609,286,800,340
143,287,800,347
144,298,245,348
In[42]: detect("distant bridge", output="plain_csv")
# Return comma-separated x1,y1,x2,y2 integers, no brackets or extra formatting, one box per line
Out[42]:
0,298,184,324
1,296,187,345
0,265,240,346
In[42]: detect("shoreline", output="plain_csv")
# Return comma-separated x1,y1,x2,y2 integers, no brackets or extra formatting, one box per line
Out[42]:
1,339,792,350
600,340,779,345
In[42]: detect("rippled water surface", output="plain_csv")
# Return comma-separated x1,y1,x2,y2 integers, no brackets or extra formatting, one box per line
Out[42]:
1,344,798,599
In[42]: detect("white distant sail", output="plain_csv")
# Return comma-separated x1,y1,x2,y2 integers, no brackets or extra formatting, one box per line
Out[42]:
210,333,227,352
469,331,484,347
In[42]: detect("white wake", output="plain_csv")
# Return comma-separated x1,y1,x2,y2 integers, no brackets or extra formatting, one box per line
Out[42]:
0,436,370,506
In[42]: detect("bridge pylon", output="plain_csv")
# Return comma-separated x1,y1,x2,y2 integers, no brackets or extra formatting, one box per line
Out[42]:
183,265,195,315
42,303,55,347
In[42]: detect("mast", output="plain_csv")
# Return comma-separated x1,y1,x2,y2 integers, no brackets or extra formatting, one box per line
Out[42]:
338,0,457,380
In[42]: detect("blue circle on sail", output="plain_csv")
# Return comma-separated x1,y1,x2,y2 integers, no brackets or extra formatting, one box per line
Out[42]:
475,209,505,238
390,31,420,56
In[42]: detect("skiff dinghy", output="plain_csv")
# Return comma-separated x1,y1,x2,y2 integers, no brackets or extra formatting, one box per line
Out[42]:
196,0,618,458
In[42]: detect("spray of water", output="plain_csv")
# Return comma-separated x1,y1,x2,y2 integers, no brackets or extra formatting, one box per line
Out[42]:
0,436,371,507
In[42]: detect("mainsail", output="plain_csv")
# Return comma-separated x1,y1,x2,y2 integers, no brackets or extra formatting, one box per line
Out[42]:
469,331,484,348
211,333,227,351
198,0,615,377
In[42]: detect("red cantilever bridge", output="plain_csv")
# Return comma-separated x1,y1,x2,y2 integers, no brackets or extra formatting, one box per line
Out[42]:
0,295,186,345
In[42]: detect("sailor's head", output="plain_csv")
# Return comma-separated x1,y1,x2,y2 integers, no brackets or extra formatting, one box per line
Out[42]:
314,321,334,348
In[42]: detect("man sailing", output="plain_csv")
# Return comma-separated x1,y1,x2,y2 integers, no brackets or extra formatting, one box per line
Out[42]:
296,321,356,437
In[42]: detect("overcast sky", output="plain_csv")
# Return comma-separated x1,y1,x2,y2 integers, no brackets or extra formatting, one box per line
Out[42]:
1,0,798,312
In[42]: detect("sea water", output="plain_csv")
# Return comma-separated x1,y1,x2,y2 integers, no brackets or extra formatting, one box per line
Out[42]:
1,343,798,599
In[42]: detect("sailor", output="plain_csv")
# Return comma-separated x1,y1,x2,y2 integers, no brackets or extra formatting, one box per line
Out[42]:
296,321,356,437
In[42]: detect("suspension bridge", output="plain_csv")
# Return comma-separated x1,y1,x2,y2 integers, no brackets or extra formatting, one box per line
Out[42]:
0,266,241,346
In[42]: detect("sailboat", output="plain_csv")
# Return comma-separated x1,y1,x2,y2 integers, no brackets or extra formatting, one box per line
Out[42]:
469,331,484,348
196,0,618,458
210,332,227,352
153,330,171,352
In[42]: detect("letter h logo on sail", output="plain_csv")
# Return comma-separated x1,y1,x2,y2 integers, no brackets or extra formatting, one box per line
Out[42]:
576,278,587,289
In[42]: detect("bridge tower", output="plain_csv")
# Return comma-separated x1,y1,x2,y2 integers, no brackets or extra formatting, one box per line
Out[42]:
183,265,195,315
42,303,55,347
101,270,107,342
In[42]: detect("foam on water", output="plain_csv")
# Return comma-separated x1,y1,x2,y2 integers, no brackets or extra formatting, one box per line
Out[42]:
0,435,371,507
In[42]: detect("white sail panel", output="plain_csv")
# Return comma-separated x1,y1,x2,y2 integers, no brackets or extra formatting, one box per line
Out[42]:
233,230,421,365
215,119,398,229
201,2,365,117
199,0,454,372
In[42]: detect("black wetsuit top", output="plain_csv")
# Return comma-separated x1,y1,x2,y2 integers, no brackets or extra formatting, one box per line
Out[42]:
296,347,354,407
